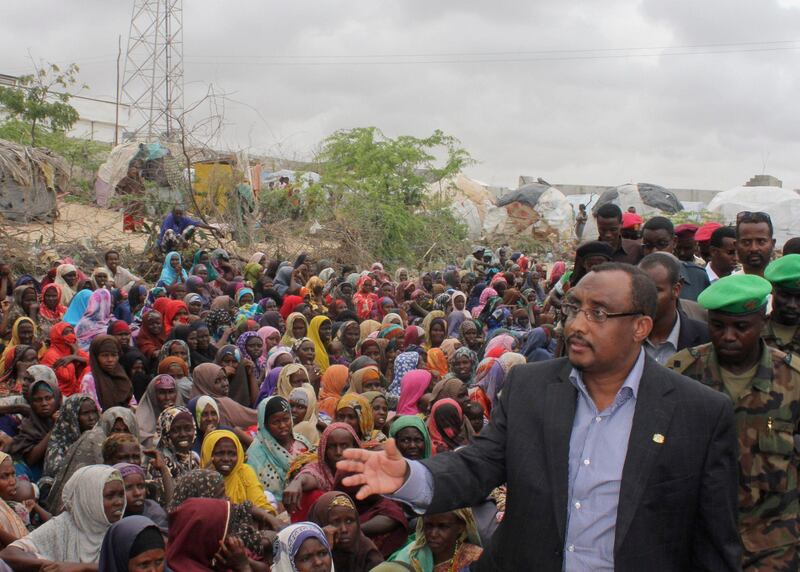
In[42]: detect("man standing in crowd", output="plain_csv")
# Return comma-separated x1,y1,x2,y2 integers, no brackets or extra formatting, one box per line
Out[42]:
736,211,775,277
763,254,800,355
340,264,741,571
673,224,706,265
695,221,723,263
640,216,710,301
595,204,643,264
706,226,738,283
667,274,800,570
639,253,709,365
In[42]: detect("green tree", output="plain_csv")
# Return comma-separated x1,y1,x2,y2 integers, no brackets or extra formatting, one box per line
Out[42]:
0,62,82,146
306,127,473,264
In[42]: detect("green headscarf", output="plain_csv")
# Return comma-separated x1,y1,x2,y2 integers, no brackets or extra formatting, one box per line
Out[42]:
389,415,432,459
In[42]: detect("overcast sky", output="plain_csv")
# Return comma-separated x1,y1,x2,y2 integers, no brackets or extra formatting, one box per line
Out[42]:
3,0,800,191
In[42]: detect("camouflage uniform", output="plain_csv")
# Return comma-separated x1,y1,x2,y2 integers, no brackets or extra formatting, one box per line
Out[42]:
667,343,800,571
763,318,800,356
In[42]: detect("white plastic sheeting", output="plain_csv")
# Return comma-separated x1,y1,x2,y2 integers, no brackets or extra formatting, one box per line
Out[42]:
707,186,800,248
435,173,576,242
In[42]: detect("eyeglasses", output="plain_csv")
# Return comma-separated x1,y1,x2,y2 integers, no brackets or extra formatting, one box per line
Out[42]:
561,302,643,323
736,211,771,224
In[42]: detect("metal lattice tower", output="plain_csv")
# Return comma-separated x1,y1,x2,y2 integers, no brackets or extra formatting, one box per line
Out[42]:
121,0,184,141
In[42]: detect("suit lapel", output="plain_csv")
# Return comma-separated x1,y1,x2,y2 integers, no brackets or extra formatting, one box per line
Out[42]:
614,358,676,551
545,363,578,543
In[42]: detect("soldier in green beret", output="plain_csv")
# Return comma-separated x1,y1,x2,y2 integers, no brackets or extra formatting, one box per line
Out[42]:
763,254,800,355
666,273,800,570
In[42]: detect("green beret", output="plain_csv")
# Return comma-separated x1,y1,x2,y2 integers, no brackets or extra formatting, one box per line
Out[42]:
764,254,800,292
698,274,771,314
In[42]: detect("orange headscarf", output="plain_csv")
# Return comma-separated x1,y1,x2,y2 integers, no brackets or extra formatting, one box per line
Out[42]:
426,348,449,377
319,364,349,417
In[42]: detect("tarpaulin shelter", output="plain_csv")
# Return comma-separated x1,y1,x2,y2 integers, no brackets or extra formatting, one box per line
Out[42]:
0,138,68,222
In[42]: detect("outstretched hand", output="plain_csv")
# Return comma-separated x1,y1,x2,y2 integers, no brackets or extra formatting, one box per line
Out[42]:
336,438,409,500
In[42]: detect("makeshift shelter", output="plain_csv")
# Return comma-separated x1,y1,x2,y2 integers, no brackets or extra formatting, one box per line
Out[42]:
707,186,800,249
582,183,684,240
434,173,575,243
0,138,69,222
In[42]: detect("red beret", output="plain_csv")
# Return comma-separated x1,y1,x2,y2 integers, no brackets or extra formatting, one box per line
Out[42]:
622,212,644,230
674,223,699,237
695,222,722,242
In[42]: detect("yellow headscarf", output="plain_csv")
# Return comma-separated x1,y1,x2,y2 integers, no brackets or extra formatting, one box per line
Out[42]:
359,320,381,342
307,316,331,373
421,310,446,350
200,429,272,510
336,392,374,440
0,317,39,376
276,363,309,399
281,312,308,347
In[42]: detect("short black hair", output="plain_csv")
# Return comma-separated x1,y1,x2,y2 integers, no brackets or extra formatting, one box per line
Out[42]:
595,203,622,221
782,237,800,255
710,226,736,248
104,249,119,261
736,212,773,238
639,252,681,286
590,262,658,319
642,216,674,234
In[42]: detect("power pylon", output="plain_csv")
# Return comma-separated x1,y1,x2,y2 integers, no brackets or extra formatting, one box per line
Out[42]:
121,0,184,141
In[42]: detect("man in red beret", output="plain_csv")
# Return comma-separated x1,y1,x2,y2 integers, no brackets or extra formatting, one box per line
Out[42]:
694,222,722,263
673,224,705,265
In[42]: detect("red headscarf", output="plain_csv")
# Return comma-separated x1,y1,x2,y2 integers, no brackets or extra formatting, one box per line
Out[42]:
280,295,304,320
40,322,88,396
167,498,231,571
156,299,189,336
39,283,67,321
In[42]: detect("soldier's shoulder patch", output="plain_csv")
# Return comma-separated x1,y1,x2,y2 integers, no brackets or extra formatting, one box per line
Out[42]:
667,348,696,372
775,350,800,374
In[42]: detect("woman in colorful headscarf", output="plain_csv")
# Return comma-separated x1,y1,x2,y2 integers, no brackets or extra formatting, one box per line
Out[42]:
283,422,361,520
247,396,312,505
359,319,382,342
37,283,67,337
392,508,482,572
41,394,99,481
166,498,244,571
470,287,497,319
306,275,329,315
289,384,320,445
257,325,282,359
236,331,267,385
308,492,384,571
0,317,38,378
0,344,36,397
234,287,260,322
8,366,61,480
281,311,308,347
352,276,379,321
272,522,334,572
427,398,472,455
389,415,432,460
448,346,478,386
80,335,132,410
0,465,126,567
0,451,30,544
200,429,274,511
426,348,449,378
0,285,37,341
191,250,218,280
113,463,168,534
155,405,200,480
243,253,264,286
205,295,235,343
74,288,114,351
397,370,433,416
157,251,188,287
134,374,182,447
336,320,360,363
335,392,384,443
387,351,422,399
307,315,331,373
61,289,92,328
349,364,383,394
52,263,79,306
521,326,555,363
318,364,349,418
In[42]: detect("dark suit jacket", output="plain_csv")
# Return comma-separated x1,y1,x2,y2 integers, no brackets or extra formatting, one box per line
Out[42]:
422,355,741,571
677,309,710,352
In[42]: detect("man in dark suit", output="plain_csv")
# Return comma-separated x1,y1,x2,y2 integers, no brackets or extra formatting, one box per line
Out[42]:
340,263,741,571
639,252,710,365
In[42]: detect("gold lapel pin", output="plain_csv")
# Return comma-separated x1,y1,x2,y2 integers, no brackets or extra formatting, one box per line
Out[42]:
652,433,665,444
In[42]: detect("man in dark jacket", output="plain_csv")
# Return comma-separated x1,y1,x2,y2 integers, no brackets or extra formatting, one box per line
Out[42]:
639,252,709,364
340,263,741,571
